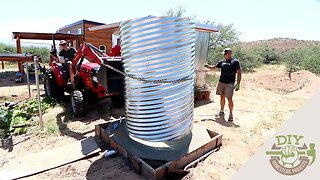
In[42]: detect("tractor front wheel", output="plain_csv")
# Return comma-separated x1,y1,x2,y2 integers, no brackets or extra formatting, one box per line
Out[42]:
44,71,63,98
71,90,84,116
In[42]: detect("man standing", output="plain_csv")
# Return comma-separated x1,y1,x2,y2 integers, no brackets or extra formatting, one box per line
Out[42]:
206,48,241,121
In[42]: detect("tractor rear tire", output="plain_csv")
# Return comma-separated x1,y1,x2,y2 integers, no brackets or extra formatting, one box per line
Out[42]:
44,71,63,98
111,95,125,108
71,90,84,117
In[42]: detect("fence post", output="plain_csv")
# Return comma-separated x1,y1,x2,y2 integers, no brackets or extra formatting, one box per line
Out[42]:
26,62,31,98
34,56,43,130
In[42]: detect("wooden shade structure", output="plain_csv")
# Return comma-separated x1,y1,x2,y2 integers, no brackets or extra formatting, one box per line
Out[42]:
10,32,83,73
12,32,84,41
0,53,36,70
0,53,35,62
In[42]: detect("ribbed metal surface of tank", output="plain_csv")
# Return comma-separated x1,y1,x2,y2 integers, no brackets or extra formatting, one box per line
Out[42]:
120,16,195,142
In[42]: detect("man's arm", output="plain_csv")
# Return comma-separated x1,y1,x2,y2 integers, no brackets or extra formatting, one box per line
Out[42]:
205,64,218,70
236,69,241,85
205,61,222,70
234,69,242,91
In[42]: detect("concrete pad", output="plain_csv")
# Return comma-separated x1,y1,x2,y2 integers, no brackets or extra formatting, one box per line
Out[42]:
110,122,212,161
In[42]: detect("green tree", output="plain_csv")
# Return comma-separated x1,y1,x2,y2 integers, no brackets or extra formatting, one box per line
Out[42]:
301,46,320,74
0,43,15,53
282,48,304,72
209,23,239,50
254,45,279,64
282,45,320,74
164,6,261,72
164,5,197,20
207,23,239,64
164,5,187,18
231,45,263,72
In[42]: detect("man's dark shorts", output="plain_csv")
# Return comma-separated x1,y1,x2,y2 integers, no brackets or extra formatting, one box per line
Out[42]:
216,82,234,98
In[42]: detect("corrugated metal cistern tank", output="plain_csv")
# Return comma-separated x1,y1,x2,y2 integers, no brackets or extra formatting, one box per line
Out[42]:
120,16,196,142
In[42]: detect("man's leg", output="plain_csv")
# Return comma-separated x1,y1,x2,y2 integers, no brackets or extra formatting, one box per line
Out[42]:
227,98,234,113
62,63,68,83
216,82,226,116
226,84,235,121
220,95,226,112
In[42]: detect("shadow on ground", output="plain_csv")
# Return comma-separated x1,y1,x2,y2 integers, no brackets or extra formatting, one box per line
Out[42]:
194,100,213,108
86,136,144,180
55,96,125,140
200,115,240,128
0,70,40,88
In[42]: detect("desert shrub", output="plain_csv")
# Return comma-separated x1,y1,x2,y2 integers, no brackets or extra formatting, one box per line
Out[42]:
301,46,320,74
254,45,280,64
282,45,320,74
282,48,305,72
208,45,263,72
231,46,263,72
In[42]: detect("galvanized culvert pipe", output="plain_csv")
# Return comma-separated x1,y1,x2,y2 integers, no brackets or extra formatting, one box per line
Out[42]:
120,16,196,142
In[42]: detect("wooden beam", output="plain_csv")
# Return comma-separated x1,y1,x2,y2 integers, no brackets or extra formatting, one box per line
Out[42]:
16,36,23,73
12,32,84,42
0,53,34,62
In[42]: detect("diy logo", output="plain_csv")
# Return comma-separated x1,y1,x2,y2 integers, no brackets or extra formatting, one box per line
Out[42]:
266,135,316,175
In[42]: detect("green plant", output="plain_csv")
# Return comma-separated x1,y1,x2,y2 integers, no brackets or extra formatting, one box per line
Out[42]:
0,97,58,136
44,118,61,135
0,108,12,138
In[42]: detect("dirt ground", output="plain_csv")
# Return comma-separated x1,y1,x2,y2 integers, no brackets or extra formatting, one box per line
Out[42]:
0,69,39,103
1,65,320,180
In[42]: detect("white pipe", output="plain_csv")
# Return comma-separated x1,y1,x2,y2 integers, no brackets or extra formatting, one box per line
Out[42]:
34,56,43,130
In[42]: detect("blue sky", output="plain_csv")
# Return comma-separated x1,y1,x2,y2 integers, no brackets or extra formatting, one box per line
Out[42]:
0,0,319,44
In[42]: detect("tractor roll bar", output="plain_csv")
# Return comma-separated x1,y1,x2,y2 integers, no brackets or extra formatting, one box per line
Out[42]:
52,33,81,55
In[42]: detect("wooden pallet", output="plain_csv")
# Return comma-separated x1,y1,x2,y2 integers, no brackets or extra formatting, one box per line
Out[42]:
95,120,222,179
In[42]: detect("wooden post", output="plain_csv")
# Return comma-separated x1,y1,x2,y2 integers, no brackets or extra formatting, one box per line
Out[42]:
16,36,23,73
1,61,4,69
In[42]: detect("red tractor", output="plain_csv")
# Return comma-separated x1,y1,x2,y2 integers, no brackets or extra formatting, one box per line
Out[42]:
44,33,124,116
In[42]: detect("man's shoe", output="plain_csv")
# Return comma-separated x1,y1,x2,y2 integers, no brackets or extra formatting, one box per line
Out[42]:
228,113,233,122
215,111,224,117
